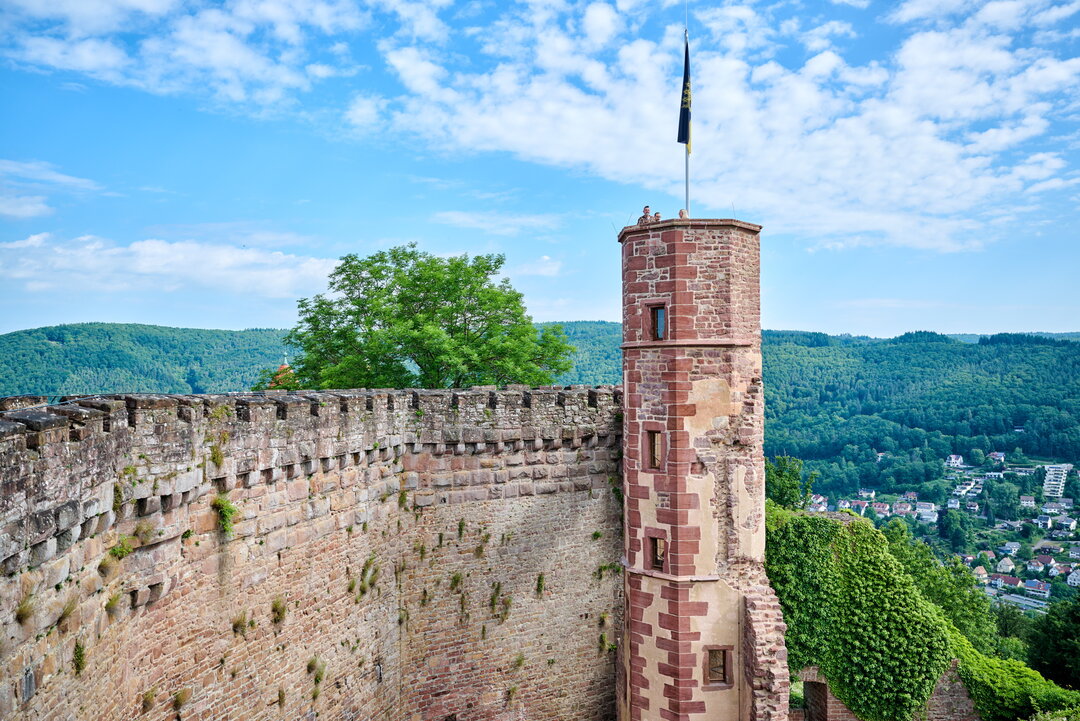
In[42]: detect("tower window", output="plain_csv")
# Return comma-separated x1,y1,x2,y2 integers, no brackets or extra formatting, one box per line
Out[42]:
646,430,662,469
704,647,733,687
650,305,666,340
649,536,666,571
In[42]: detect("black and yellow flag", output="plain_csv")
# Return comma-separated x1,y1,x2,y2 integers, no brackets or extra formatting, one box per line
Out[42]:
677,35,691,153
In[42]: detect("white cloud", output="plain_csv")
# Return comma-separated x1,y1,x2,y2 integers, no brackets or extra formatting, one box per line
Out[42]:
582,3,620,48
2,0,365,108
0,160,100,190
510,255,563,276
830,0,870,7
431,210,562,236
0,232,49,249
367,1,1079,252
0,159,100,218
0,195,51,218
801,21,857,52
1,234,337,297
344,93,386,128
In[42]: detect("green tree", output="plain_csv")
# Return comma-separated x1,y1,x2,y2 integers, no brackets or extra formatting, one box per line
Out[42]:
282,245,573,389
882,519,997,655
765,455,816,510
1029,596,1080,688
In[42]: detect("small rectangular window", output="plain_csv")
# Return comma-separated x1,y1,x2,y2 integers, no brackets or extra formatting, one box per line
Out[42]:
647,430,661,469
705,647,732,687
650,537,666,571
650,305,666,340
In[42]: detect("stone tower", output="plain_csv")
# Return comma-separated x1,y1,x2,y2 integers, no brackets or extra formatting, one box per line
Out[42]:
618,219,789,720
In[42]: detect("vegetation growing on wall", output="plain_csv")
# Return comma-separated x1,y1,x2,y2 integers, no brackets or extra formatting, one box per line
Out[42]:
765,503,1080,721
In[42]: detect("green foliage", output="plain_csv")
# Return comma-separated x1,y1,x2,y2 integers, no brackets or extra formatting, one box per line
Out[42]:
109,535,134,560
535,573,545,596
765,504,1080,721
284,245,574,389
1028,708,1080,721
173,688,191,711
881,519,996,654
762,331,1080,496
15,593,34,625
211,494,239,538
141,687,157,712
1029,596,1080,689
104,592,123,616
209,444,224,468
0,322,287,396
765,455,816,510
73,641,85,675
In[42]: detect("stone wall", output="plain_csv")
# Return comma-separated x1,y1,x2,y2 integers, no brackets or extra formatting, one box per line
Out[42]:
794,665,980,721
0,387,624,720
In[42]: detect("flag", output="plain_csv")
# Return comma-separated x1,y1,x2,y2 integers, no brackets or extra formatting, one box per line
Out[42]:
677,35,691,153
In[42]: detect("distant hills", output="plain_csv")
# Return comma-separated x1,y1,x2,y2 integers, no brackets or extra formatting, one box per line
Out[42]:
0,323,288,396
3,322,1078,497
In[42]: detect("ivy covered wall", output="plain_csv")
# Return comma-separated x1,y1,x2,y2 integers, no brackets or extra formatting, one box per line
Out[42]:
765,505,1080,721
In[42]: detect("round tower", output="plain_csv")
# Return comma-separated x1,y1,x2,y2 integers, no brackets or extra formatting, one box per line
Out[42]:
618,218,789,721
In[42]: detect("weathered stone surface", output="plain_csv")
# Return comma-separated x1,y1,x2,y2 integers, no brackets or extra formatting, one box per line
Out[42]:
0,385,623,721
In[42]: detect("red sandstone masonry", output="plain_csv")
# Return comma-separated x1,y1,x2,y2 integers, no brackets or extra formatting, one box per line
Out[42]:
618,219,789,721
0,387,623,720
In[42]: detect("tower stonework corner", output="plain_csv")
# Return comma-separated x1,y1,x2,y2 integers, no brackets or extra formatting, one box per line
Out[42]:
618,218,790,721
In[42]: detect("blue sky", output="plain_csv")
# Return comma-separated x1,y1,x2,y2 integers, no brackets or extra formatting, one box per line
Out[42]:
0,0,1078,337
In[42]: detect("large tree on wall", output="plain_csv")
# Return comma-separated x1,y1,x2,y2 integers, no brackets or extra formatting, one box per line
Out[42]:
276,244,574,389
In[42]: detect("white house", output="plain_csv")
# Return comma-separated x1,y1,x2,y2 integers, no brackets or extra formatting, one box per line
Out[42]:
1057,516,1077,531
947,498,961,510
1020,496,1036,509
1069,570,1080,587
1025,580,1051,599
946,455,965,468
1044,464,1073,499
997,557,1016,574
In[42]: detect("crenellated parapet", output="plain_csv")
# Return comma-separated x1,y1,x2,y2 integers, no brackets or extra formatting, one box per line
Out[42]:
0,386,624,720
0,386,621,575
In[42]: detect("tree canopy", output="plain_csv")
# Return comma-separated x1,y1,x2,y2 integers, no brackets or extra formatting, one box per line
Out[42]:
283,245,573,389
1029,595,1080,689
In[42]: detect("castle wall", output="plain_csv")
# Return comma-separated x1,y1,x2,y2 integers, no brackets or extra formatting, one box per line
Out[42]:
0,387,624,720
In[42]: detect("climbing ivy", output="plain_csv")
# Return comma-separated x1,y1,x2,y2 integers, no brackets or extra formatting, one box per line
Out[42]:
765,502,1080,721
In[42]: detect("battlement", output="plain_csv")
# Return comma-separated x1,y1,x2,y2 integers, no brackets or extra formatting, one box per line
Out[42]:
0,386,624,719
0,386,622,574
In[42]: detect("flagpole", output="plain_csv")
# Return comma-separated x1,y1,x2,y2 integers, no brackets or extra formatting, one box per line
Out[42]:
684,27,690,217
685,137,690,217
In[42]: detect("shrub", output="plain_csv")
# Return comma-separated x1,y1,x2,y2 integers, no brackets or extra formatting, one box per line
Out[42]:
231,611,248,637
72,641,86,675
58,595,77,626
110,535,134,560
173,688,191,711
211,494,239,538
141,687,157,713
134,520,155,545
15,593,34,625
271,596,287,625
105,592,123,617
535,573,545,596
98,554,117,576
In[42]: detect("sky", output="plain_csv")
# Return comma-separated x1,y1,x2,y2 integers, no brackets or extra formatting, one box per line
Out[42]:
0,0,1078,338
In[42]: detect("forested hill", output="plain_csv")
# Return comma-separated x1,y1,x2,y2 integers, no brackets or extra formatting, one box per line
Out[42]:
763,330,1080,496
2,323,1078,498
0,323,288,396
